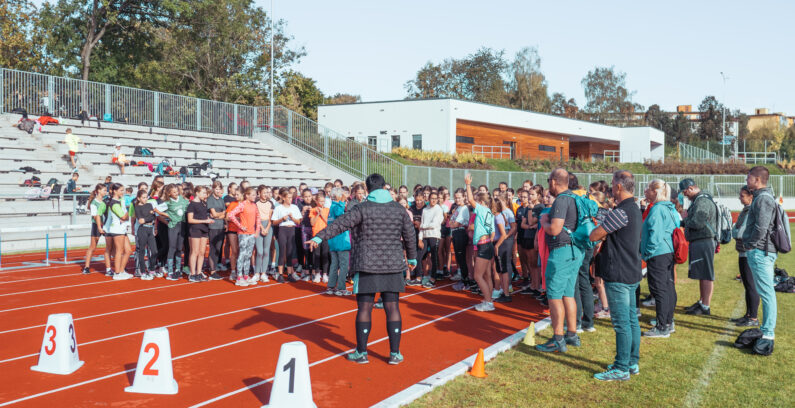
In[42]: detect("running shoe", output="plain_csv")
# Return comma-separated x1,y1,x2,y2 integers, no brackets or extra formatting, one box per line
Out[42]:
140,272,154,281
113,271,133,280
388,352,404,365
685,301,702,312
642,326,670,338
686,305,711,316
134,270,142,278
594,368,630,381
199,274,208,282
276,274,286,283
493,294,512,303
422,280,434,289
295,264,303,273
583,326,597,333
209,273,223,281
336,289,353,296
322,273,329,283
564,334,581,347
260,273,269,283
608,363,639,375
188,274,201,283
536,337,566,353
235,276,249,287
250,273,260,283
324,288,336,295
407,279,422,287
247,275,258,285
491,289,503,299
346,350,369,364
736,317,759,327
641,297,656,307
105,269,114,277
520,287,540,296
474,301,495,312
217,263,228,272
229,272,237,281
165,271,180,281
595,310,611,319
302,274,311,282
450,272,462,281
288,272,301,282
81,267,90,275
374,300,384,309
313,273,321,283
156,267,166,278
452,281,466,291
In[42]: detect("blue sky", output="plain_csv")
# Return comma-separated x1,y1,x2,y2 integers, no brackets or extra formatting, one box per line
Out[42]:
261,0,795,115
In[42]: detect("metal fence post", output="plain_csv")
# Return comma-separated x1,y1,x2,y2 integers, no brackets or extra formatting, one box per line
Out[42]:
404,166,408,187
63,232,67,262
287,111,293,144
47,76,55,114
154,92,159,127
427,167,432,185
710,175,715,195
45,232,50,266
361,148,367,177
508,172,512,188
253,108,258,132
449,168,453,188
323,131,329,162
104,84,111,116
233,104,238,135
196,99,201,131
486,170,490,187
779,175,784,198
0,68,4,113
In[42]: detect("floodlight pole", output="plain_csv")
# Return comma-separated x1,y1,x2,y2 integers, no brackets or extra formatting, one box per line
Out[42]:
720,72,728,163
269,0,274,132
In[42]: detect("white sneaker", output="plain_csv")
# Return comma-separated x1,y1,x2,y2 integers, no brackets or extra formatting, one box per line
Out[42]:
450,273,462,281
313,273,321,283
247,275,258,285
641,298,656,307
295,265,303,273
140,273,154,281
235,277,249,287
113,271,133,280
322,273,328,283
229,272,237,281
250,273,260,282
491,289,503,299
474,301,495,312
260,273,269,283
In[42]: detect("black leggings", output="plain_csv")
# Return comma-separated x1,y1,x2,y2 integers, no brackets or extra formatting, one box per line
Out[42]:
355,292,401,354
277,226,296,267
208,229,225,272
422,237,440,276
156,220,169,266
167,222,185,268
135,225,158,272
739,256,760,319
313,240,330,275
646,253,676,327
452,229,469,280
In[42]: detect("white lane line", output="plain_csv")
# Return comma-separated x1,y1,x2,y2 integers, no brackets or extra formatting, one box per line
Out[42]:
0,282,192,313
0,286,320,364
0,285,454,407
0,279,117,297
681,300,744,408
190,300,475,407
0,282,279,335
0,273,84,285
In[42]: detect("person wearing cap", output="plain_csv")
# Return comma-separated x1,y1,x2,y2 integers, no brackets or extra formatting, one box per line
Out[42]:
111,142,129,174
678,178,718,316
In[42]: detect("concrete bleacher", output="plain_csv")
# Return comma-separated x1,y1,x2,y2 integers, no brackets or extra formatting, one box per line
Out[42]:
0,113,353,252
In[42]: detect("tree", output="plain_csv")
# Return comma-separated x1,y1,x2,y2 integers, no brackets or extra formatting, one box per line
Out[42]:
507,47,550,112
276,71,324,120
779,125,795,160
580,66,643,122
0,0,51,72
696,95,728,142
669,112,694,145
324,93,361,105
550,92,578,118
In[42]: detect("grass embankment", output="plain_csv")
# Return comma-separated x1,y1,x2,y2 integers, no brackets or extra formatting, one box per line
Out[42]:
411,236,794,407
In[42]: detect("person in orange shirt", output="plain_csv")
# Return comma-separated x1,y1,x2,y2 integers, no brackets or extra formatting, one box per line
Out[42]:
227,187,262,286
310,191,331,283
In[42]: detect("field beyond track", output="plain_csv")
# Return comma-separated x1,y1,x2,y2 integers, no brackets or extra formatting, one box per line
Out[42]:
411,235,795,408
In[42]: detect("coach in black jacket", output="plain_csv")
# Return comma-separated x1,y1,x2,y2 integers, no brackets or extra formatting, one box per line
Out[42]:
308,173,417,365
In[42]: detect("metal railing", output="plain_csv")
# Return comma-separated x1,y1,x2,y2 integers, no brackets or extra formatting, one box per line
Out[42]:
472,145,512,159
736,151,778,164
679,142,721,163
257,106,405,185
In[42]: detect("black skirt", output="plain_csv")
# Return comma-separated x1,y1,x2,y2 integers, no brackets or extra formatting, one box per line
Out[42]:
354,271,405,294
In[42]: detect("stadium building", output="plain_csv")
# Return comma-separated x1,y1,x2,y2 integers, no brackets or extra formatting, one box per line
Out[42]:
318,99,665,163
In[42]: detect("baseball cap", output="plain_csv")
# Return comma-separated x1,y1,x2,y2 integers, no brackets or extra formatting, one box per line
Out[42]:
679,178,696,191
115,142,121,147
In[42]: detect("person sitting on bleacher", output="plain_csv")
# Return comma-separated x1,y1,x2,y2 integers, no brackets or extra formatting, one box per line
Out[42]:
111,142,129,174
66,172,89,214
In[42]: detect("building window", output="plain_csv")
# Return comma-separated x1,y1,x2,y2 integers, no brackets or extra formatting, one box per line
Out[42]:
412,134,422,150
346,137,355,142
456,136,474,144
392,135,400,149
380,130,387,135
539,144,556,152
368,136,377,149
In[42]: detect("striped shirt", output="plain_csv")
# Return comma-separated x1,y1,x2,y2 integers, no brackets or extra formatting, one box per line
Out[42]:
601,208,629,233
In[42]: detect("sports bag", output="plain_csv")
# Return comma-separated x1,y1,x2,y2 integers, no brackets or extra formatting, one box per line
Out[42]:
25,187,43,200
560,192,599,250
672,227,688,264
39,186,52,199
734,328,762,349
133,146,143,156
141,148,153,157
46,178,59,186
716,202,733,245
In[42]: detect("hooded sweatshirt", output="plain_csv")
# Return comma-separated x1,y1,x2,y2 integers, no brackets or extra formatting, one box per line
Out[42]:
640,200,681,261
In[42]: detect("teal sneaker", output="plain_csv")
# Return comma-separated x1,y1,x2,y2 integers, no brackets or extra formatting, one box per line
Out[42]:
594,368,630,381
607,363,639,375
564,334,581,347
388,352,404,365
346,350,369,364
535,337,567,353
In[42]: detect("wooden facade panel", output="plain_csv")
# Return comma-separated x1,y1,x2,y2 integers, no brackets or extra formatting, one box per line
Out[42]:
455,119,569,160
570,141,619,162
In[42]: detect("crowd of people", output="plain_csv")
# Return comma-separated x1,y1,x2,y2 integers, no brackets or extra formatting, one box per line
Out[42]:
79,165,783,373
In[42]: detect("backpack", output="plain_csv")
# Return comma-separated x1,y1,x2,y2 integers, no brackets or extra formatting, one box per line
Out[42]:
760,192,792,254
774,276,795,293
46,178,59,186
672,228,688,264
733,328,762,349
18,119,36,134
103,113,113,122
694,193,731,244
25,187,43,200
141,148,153,157
133,146,143,156
39,186,52,199
560,192,599,250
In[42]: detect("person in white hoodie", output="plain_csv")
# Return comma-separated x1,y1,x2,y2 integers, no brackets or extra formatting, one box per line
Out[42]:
418,191,444,288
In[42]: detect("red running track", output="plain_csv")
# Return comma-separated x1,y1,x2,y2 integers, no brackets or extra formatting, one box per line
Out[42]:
0,255,547,407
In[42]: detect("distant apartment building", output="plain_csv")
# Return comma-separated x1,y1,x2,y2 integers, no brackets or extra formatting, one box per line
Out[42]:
747,108,795,132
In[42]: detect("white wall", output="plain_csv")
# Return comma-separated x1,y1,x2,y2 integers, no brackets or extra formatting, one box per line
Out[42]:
318,100,453,152
618,127,665,163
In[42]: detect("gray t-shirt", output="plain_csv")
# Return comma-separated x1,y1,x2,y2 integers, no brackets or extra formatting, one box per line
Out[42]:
545,190,577,249
206,195,226,230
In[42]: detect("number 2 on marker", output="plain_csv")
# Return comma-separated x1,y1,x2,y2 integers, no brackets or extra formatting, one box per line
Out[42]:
142,343,160,376
44,326,56,355
283,357,296,393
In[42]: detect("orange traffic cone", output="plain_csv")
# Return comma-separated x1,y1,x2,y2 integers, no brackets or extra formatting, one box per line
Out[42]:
468,348,487,378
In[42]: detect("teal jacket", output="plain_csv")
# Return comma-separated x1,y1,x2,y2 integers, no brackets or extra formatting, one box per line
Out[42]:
640,201,681,261
327,200,351,252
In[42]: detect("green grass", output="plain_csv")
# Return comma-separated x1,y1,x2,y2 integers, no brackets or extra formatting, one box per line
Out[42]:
487,159,525,172
410,235,795,408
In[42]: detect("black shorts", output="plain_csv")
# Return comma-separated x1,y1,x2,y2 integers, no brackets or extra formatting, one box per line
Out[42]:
440,225,451,238
688,238,716,281
495,237,514,273
91,223,102,238
189,225,209,238
518,237,534,250
476,242,495,260
105,232,124,238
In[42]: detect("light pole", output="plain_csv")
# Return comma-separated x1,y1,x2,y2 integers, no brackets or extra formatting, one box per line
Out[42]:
269,0,274,133
720,71,729,162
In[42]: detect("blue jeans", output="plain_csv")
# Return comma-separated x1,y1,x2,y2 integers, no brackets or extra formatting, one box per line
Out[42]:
746,249,777,338
328,251,350,291
605,281,640,372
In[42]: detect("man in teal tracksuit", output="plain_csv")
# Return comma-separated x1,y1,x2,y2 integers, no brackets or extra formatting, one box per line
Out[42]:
742,166,779,354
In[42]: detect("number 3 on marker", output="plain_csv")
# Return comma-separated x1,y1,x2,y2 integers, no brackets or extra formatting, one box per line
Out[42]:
44,326,57,355
142,343,160,376
68,324,76,353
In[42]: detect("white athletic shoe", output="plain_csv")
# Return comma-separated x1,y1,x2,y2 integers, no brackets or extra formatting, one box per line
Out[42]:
450,273,462,281
474,301,495,312
247,275,258,285
113,271,134,280
260,273,269,283
140,272,154,281
322,273,329,283
229,272,237,281
235,276,249,287
250,273,260,282
313,273,321,283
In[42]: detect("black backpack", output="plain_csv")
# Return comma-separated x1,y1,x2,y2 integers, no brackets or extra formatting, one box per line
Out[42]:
753,338,774,356
734,328,762,349
134,146,143,155
46,178,59,186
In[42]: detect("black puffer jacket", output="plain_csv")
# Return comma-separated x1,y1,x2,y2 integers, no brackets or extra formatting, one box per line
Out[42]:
316,199,417,274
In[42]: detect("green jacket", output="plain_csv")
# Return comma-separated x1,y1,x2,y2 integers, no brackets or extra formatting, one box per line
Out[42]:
683,192,717,242
165,196,189,228
640,201,681,261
